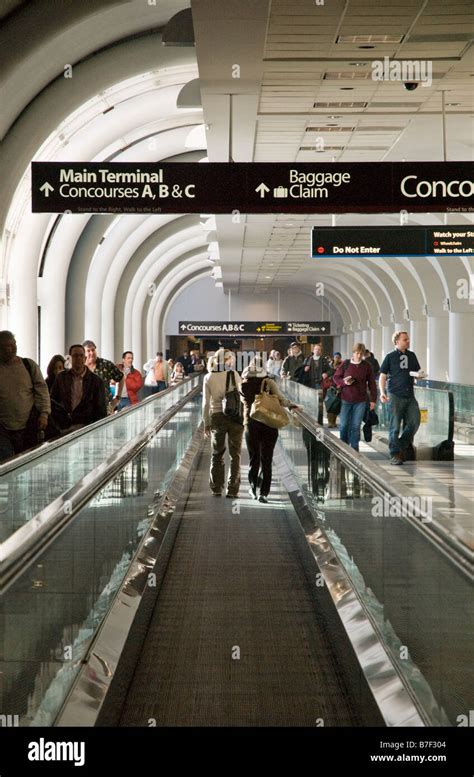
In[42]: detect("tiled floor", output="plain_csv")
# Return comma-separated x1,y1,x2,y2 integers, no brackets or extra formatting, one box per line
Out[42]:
327,428,474,552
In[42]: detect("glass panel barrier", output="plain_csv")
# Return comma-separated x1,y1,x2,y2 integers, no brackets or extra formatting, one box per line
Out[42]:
376,386,453,453
279,378,454,454
0,377,200,544
278,419,473,726
0,395,202,726
418,380,474,425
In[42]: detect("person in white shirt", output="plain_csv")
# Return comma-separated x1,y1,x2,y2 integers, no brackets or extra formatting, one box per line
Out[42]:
266,350,283,378
202,348,243,498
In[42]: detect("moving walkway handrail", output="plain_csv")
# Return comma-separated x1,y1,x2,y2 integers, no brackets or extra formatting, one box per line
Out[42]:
0,383,202,594
293,408,473,578
0,374,201,477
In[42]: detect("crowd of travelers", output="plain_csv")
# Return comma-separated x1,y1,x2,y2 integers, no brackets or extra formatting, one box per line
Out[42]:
0,330,424,493
0,330,206,463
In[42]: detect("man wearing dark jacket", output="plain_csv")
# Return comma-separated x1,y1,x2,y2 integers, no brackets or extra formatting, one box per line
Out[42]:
364,349,380,377
51,344,107,428
301,343,333,424
281,342,305,380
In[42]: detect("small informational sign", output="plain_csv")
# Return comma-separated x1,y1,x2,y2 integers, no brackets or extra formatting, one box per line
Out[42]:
178,321,331,336
312,226,474,258
420,408,429,424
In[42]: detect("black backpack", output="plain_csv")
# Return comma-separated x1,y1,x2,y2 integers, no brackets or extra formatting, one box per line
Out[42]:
223,371,243,424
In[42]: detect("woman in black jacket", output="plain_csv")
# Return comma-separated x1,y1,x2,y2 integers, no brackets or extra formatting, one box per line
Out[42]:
240,357,297,503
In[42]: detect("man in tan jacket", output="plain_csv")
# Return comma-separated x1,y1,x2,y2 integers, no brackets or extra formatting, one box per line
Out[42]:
0,330,50,462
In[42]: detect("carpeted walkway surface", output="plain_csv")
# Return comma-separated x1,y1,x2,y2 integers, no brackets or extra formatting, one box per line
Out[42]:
118,443,362,726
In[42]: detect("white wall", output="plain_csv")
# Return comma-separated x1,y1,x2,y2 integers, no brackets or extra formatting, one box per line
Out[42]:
165,277,339,335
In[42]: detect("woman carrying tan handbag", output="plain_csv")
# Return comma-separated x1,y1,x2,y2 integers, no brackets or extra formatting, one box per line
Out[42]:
240,357,299,503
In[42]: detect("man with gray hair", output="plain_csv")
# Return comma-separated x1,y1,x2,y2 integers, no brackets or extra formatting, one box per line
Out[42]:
0,330,50,462
379,330,425,464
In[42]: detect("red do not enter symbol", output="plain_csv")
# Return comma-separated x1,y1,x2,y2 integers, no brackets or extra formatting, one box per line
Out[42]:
317,246,325,254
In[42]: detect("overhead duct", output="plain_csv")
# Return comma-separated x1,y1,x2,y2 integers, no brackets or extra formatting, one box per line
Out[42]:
177,78,202,109
162,8,195,47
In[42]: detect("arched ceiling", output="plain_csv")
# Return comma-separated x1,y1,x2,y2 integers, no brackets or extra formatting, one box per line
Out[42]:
0,0,472,367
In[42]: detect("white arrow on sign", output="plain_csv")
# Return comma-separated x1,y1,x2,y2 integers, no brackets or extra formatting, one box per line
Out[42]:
40,182,54,197
255,182,270,199
180,324,187,330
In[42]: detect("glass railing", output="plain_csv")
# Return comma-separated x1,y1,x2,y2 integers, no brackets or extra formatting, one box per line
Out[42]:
376,386,454,458
417,380,474,425
0,394,203,726
0,377,201,544
280,378,454,459
278,419,473,727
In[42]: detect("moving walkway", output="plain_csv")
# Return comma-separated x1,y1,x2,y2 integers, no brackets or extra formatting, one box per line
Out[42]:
0,376,471,727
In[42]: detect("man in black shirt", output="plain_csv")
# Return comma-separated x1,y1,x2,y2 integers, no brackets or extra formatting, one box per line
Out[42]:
379,331,425,464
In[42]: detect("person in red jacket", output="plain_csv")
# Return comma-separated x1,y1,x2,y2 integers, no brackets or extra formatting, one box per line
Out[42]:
333,342,376,451
115,351,143,409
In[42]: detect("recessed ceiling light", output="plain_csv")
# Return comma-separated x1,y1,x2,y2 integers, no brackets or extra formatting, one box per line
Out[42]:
349,62,368,66
447,102,460,106
358,45,375,49
327,115,341,119
340,87,354,91
265,275,271,279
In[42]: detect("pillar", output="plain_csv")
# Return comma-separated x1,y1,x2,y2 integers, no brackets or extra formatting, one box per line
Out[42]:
361,330,371,350
427,316,449,381
372,328,383,360
410,319,427,373
448,312,474,384
382,326,393,358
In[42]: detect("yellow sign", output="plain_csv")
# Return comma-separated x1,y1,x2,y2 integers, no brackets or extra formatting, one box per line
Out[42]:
420,408,429,424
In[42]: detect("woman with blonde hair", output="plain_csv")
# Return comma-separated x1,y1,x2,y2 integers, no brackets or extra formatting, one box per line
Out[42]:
333,342,376,451
170,361,185,385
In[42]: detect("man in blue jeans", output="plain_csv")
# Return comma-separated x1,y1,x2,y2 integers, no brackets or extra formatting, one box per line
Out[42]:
379,331,425,465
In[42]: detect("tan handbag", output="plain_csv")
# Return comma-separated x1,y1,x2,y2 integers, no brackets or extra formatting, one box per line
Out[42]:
250,378,289,429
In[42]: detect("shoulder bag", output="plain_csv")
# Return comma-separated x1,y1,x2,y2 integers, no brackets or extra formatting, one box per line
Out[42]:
223,371,243,424
250,378,289,429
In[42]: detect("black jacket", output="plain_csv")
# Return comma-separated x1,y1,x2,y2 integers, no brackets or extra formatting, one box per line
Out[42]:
51,368,107,427
300,355,333,387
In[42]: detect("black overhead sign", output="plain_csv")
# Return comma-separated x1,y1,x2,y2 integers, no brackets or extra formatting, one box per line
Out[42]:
31,162,473,214
312,226,474,258
179,321,331,336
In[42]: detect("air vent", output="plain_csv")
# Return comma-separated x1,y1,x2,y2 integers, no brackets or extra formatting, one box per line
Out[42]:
356,126,405,132
314,101,368,109
409,33,472,43
306,126,355,133
300,145,344,151
337,34,404,44
323,71,372,80
369,102,422,108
